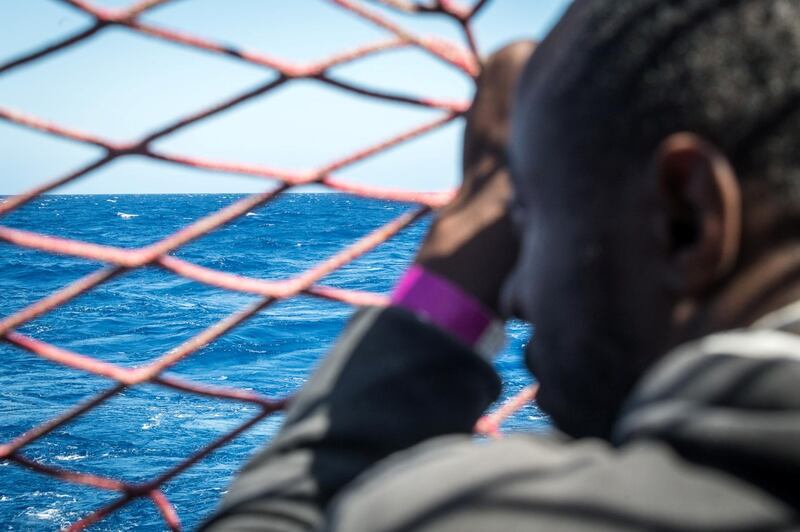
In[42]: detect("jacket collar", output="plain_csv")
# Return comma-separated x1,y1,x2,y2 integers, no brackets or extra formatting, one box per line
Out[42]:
612,300,800,508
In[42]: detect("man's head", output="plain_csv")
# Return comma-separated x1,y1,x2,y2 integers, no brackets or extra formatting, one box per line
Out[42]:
503,0,800,438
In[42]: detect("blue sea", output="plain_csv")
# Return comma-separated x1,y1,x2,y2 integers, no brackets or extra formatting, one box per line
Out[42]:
0,194,546,530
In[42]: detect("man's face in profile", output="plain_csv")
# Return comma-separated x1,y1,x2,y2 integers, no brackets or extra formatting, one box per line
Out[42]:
501,22,671,438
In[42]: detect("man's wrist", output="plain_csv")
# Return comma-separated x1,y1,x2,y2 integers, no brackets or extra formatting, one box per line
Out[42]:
414,211,516,317
391,264,506,360
415,258,502,314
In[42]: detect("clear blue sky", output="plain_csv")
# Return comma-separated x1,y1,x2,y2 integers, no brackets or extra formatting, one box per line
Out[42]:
0,0,570,195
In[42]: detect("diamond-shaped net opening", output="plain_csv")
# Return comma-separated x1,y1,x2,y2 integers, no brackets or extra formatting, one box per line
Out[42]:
0,1,537,529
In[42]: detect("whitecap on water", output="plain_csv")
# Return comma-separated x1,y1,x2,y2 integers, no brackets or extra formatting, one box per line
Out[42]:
142,412,164,430
54,453,86,462
245,212,258,216
116,212,138,219
26,508,61,521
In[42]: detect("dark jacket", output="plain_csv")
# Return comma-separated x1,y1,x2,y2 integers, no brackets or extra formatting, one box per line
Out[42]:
203,303,800,531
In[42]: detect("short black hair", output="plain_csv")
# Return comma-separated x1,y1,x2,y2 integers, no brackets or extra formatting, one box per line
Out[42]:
522,0,800,222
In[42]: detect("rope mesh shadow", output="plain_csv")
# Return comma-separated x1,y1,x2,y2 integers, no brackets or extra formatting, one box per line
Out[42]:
0,1,536,529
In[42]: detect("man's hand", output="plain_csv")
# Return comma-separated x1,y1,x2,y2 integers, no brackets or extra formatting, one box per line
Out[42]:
416,41,535,316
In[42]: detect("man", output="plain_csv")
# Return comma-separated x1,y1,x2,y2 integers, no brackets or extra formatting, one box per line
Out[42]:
205,0,800,529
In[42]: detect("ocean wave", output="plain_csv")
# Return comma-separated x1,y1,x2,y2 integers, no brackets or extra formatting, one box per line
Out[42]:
117,212,139,219
246,211,258,216
54,453,87,462
26,508,61,521
142,412,164,430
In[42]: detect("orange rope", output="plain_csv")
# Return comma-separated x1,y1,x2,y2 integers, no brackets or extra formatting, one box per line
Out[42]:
0,1,535,528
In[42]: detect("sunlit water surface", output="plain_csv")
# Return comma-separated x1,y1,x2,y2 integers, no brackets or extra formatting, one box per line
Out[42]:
0,194,546,530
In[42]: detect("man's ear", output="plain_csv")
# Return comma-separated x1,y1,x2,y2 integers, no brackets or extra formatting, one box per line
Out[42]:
655,133,742,294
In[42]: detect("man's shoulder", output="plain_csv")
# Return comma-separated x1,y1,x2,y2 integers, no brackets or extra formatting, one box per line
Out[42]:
326,432,792,532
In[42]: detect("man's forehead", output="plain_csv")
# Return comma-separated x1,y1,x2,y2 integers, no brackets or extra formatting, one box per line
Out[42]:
509,1,626,205
509,63,563,204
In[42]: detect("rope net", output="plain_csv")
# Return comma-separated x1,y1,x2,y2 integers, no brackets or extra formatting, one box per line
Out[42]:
0,1,536,529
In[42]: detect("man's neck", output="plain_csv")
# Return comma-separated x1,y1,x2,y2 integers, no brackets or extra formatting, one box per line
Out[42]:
685,243,800,338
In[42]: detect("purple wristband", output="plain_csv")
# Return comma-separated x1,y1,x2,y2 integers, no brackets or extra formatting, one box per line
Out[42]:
391,265,504,357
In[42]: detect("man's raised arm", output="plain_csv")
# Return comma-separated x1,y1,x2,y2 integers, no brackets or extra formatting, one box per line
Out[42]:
201,42,535,532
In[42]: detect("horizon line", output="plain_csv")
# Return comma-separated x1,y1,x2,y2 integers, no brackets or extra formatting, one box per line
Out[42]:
1,190,342,196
